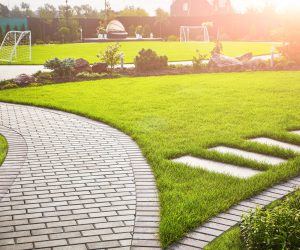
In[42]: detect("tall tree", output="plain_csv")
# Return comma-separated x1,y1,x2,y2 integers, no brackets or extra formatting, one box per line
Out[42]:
73,4,99,18
37,4,57,41
119,6,149,17
155,8,169,38
0,4,10,17
58,4,80,43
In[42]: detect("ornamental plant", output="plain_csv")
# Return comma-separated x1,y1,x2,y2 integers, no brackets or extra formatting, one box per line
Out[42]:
44,58,75,80
134,49,168,72
241,190,300,250
97,43,122,73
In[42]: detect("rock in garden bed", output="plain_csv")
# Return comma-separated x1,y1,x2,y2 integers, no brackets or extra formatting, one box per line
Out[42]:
74,58,92,73
14,74,36,86
209,54,243,68
92,63,108,73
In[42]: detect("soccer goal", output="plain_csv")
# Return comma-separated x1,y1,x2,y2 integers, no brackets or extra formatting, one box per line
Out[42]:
180,26,210,42
0,31,32,63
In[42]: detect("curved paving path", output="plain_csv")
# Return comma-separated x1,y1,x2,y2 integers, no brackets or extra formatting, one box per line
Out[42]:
0,102,160,250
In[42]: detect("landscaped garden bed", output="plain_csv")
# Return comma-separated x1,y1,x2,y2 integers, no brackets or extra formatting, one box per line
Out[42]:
0,71,300,247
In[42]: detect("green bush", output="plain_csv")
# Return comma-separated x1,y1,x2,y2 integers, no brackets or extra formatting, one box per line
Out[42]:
76,72,107,79
167,35,179,41
134,49,168,72
33,71,54,84
241,190,300,250
211,40,223,56
44,58,75,80
0,82,18,90
193,50,208,71
97,43,122,73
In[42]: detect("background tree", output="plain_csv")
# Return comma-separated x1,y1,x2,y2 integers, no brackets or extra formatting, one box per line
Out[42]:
37,4,57,41
155,8,169,38
99,1,116,25
58,4,80,43
20,2,35,17
10,6,22,17
73,5,99,18
5,24,10,34
0,4,10,17
119,6,149,16
143,24,151,38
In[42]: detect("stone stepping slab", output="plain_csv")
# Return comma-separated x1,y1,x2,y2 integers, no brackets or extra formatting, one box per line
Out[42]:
172,156,262,179
170,176,300,250
209,146,286,166
250,137,300,153
291,130,300,136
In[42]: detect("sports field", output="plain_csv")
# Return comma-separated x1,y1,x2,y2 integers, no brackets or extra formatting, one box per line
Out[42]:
6,41,278,65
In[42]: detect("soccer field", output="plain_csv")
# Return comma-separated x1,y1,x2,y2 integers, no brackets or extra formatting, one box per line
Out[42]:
8,41,278,65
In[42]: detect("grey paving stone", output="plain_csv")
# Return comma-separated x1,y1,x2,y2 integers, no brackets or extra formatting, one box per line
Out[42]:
250,137,300,153
0,102,160,249
209,146,286,165
172,156,261,178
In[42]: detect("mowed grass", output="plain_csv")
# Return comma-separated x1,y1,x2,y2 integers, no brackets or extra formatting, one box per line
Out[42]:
0,72,300,247
8,41,277,65
0,135,8,166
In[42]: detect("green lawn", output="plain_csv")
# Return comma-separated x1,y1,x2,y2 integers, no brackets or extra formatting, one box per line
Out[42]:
0,72,300,248
0,135,8,166
8,41,277,65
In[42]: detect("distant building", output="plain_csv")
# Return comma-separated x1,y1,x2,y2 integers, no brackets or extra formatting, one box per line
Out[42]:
171,0,233,17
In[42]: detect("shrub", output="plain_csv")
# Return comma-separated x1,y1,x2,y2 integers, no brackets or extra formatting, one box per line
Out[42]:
97,43,122,73
0,82,18,90
135,25,143,35
33,71,54,84
134,49,168,72
35,40,45,45
193,50,208,71
241,190,300,250
167,35,179,41
44,58,75,80
211,40,223,56
76,72,107,79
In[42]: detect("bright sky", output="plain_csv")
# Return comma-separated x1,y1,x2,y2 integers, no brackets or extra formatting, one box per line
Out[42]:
1,0,300,15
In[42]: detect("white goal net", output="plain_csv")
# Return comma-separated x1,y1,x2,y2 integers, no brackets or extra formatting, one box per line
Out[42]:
0,31,32,63
180,26,210,42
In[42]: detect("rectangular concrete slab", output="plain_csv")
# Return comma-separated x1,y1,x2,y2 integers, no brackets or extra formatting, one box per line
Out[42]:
209,146,286,166
172,156,261,178
291,130,300,136
249,137,300,153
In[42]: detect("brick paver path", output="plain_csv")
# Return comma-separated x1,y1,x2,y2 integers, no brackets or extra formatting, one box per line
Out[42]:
0,102,160,250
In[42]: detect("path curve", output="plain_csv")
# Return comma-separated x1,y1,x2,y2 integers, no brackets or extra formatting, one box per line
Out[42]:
0,102,161,250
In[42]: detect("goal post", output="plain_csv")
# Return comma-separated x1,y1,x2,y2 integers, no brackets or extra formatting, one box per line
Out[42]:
0,31,32,63
180,26,210,42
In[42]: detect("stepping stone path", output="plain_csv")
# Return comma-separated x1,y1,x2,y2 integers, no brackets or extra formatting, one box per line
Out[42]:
171,133,300,249
171,176,300,250
0,102,160,250
250,137,300,153
291,130,300,136
172,156,261,178
209,146,286,166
